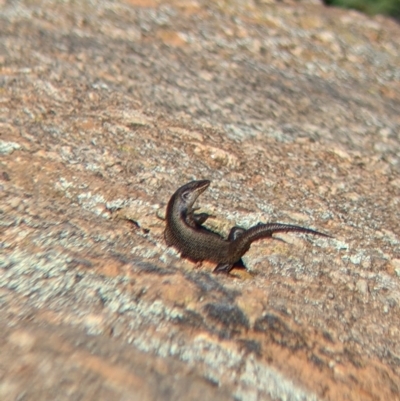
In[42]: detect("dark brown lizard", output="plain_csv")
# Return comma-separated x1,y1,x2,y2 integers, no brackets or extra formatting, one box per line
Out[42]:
164,180,331,274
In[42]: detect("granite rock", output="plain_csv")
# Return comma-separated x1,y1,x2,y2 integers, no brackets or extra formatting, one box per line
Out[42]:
1,1,400,400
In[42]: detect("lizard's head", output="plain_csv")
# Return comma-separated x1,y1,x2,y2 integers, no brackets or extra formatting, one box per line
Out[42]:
169,180,210,213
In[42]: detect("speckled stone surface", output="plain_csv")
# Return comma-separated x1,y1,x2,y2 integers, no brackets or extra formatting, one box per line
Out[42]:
1,1,400,400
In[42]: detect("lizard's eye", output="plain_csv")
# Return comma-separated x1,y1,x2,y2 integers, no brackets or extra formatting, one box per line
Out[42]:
181,190,191,203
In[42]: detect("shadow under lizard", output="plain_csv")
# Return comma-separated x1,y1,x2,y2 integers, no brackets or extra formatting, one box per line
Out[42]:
164,180,331,274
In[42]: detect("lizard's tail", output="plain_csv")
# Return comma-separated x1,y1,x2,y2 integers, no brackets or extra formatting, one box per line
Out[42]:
229,223,331,259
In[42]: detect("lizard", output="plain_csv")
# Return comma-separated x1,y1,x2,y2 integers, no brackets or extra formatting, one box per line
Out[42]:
164,180,331,274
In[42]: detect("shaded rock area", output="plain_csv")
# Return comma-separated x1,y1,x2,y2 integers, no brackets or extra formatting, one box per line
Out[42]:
1,0,400,400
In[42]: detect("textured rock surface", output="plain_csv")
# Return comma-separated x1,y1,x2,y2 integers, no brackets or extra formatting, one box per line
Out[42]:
1,0,400,400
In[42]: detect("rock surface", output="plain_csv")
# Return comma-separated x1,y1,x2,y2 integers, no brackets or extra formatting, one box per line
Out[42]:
1,0,400,400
